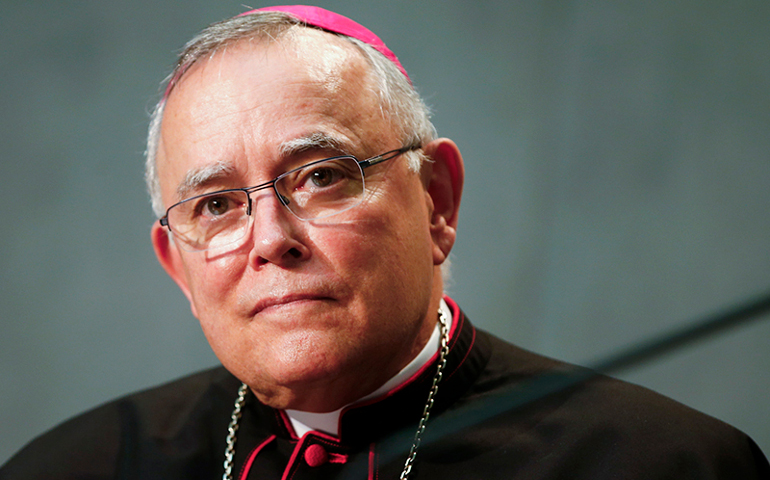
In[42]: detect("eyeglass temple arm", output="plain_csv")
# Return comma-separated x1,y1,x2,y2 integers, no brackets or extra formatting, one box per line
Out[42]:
358,144,421,169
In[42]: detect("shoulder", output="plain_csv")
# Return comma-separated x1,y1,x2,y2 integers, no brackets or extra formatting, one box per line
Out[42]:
0,366,240,480
437,328,770,478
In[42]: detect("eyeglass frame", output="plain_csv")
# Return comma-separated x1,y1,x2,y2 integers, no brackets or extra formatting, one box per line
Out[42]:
158,144,422,249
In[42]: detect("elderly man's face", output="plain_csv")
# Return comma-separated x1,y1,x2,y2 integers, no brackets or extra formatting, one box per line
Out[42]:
151,31,460,412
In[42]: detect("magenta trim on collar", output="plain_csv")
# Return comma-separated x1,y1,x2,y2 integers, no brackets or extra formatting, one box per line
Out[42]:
240,5,410,82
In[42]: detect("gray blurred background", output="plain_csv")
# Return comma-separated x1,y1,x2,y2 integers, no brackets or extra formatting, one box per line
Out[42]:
2,0,769,464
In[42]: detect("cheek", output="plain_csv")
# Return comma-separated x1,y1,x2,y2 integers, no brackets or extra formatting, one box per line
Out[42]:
183,254,246,314
316,203,433,295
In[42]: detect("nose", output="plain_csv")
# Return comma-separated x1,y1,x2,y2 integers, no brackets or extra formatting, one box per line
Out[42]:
246,190,310,268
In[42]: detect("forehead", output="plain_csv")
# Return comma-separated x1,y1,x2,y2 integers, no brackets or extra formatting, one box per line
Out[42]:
156,29,395,202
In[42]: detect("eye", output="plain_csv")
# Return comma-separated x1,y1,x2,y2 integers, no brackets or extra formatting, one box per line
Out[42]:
190,192,245,220
205,196,230,216
293,158,361,192
309,166,342,188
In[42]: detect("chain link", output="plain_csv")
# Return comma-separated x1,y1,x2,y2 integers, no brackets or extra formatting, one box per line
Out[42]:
222,382,249,480
399,309,450,480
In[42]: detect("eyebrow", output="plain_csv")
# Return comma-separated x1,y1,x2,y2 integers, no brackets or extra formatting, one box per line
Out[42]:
278,132,351,158
176,160,237,200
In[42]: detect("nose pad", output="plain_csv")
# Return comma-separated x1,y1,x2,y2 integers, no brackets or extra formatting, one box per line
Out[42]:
277,192,291,207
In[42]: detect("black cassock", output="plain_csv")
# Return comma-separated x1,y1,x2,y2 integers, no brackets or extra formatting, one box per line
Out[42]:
3,298,769,480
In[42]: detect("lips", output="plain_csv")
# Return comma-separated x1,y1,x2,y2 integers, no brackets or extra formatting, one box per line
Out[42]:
250,293,334,316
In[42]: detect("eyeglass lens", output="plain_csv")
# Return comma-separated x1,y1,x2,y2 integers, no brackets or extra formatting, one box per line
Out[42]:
167,156,366,251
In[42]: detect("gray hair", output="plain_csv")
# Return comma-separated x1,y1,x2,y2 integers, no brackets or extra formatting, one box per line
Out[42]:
144,11,437,218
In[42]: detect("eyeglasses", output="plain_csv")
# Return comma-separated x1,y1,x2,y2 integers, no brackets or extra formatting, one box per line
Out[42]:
159,145,421,251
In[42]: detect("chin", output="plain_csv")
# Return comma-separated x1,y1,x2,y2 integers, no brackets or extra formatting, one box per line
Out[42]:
236,336,354,385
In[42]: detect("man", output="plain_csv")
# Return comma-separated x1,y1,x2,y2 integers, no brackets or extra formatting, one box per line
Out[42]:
2,6,768,480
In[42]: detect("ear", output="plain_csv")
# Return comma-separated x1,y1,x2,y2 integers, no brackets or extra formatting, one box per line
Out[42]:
151,222,198,317
421,138,464,266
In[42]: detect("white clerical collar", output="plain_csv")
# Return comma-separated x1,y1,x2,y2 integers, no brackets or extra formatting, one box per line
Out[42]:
286,299,453,438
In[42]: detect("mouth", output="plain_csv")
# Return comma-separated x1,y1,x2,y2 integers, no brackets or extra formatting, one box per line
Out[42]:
251,294,333,316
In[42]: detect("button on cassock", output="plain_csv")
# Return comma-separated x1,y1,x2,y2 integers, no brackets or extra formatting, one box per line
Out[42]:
303,444,328,467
